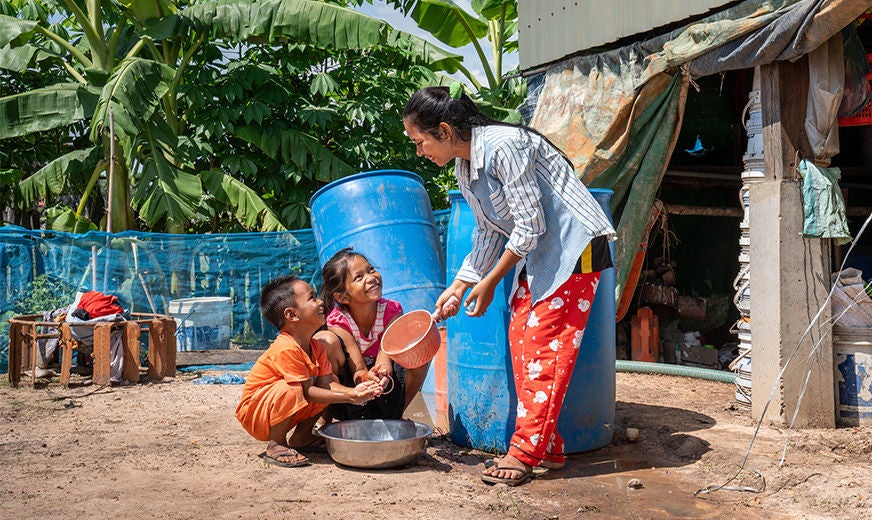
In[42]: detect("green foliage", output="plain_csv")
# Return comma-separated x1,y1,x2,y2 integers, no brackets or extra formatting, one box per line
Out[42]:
421,165,456,210
183,40,447,226
13,274,78,314
0,0,463,233
44,206,98,233
16,146,103,209
375,0,525,116
0,83,98,139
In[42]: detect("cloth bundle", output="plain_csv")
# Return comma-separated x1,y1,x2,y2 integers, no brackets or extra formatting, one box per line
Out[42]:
832,268,872,328
37,290,130,382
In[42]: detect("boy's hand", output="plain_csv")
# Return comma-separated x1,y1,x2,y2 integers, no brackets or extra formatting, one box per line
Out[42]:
370,364,393,391
349,381,381,405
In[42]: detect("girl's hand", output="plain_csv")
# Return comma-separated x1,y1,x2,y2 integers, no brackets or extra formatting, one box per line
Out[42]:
434,280,470,320
465,277,497,317
371,363,393,378
370,364,393,391
432,295,460,322
349,381,381,405
365,364,392,392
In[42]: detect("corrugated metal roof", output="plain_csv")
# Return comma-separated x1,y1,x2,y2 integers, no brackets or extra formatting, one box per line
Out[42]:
519,0,734,70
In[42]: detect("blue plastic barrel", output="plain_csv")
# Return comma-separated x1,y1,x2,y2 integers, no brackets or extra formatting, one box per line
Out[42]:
445,189,616,453
309,170,445,317
558,188,616,453
445,191,517,450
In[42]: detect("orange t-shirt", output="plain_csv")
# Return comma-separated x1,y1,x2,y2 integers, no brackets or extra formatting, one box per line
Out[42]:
235,333,332,441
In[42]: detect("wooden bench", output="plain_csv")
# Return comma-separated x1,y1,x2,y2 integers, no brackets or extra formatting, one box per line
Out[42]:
7,313,176,387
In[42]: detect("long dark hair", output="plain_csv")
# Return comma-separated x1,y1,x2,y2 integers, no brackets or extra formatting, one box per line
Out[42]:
402,86,573,168
319,247,371,313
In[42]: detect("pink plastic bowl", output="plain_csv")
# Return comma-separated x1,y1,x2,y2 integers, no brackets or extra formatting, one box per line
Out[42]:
380,310,440,369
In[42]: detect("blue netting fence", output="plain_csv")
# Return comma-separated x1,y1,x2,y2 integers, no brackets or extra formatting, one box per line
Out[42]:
0,209,451,372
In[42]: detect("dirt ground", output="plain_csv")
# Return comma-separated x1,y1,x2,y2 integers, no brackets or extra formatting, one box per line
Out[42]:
1,368,869,520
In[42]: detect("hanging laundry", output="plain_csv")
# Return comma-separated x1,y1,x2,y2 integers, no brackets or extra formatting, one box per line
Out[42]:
797,159,852,246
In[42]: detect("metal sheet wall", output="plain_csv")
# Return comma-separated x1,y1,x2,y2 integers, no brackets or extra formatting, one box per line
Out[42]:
519,0,731,69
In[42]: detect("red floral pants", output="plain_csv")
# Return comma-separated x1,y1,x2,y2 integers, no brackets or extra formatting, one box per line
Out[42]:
506,271,601,467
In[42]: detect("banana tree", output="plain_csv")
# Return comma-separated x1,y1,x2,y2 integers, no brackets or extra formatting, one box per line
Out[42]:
0,0,463,232
182,40,449,228
374,0,524,115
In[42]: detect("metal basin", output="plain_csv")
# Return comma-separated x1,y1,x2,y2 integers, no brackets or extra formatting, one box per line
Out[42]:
318,419,432,469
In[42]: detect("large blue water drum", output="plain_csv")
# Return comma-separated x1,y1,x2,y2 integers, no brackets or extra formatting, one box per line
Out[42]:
309,170,445,315
445,188,616,453
558,188,616,453
445,191,516,450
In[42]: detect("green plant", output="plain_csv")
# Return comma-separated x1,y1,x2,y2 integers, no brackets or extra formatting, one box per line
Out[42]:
13,275,78,314
1,0,464,232
375,0,526,119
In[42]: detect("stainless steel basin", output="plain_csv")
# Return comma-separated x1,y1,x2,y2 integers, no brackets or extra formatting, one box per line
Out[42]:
318,419,432,469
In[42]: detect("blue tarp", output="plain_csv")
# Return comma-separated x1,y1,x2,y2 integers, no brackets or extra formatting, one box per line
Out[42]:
0,209,451,372
191,373,247,384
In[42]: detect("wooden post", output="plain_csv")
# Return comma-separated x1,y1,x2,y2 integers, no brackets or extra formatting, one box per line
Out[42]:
59,323,74,388
148,319,166,379
162,318,176,378
8,322,21,386
92,323,113,386
122,321,141,383
26,323,37,386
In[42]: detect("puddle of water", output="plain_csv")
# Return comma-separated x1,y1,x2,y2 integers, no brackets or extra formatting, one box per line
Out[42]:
537,460,783,519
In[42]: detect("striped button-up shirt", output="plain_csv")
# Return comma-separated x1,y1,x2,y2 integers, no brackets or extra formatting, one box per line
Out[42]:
454,125,615,304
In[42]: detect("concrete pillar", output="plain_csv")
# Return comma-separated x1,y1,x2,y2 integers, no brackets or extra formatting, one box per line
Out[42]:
751,61,834,428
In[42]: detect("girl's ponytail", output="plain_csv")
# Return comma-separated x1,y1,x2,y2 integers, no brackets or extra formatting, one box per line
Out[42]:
403,86,574,169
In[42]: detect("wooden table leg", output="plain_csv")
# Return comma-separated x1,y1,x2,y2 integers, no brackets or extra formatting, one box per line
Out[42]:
122,321,141,383
8,322,21,386
92,323,112,386
148,319,165,379
162,318,176,378
26,323,37,387
59,324,73,388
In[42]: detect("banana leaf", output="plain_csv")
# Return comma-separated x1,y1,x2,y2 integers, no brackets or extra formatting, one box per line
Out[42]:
410,0,488,47
473,0,518,21
0,43,36,71
0,14,37,47
16,146,103,208
133,134,202,227
147,0,463,72
201,168,287,232
43,206,98,233
0,83,98,139
90,57,173,147
117,0,177,22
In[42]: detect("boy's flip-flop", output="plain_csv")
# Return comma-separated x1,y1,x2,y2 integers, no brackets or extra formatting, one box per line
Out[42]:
481,466,535,486
259,448,310,468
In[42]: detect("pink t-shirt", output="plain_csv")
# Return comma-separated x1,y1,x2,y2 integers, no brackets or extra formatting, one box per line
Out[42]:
326,298,403,359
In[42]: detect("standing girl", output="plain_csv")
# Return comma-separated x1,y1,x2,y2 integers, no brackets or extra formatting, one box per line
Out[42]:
316,247,431,420
403,85,615,486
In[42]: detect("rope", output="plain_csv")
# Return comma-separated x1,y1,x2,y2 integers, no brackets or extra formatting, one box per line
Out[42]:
695,210,872,497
